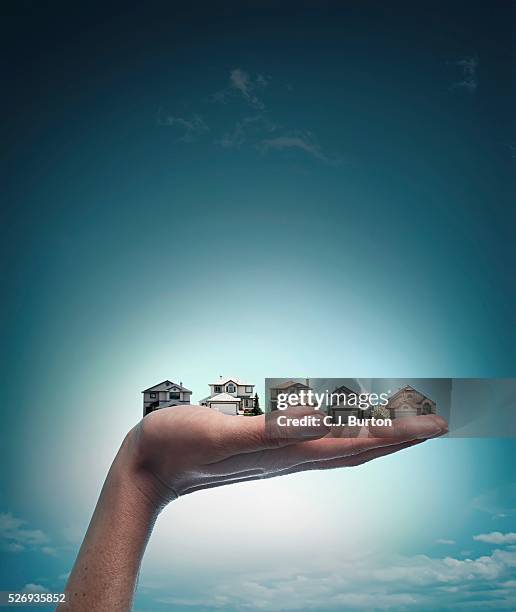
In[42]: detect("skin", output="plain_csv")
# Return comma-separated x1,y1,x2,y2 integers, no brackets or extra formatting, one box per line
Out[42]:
58,406,448,611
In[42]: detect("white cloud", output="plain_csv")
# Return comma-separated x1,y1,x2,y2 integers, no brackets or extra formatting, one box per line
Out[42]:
472,483,516,517
259,133,341,165
230,68,252,98
21,584,50,594
214,68,269,109
435,538,456,545
452,56,478,93
500,580,516,588
41,546,57,556
4,542,25,552
147,548,516,610
0,513,49,552
474,532,516,545
219,115,276,149
157,112,209,142
175,68,343,165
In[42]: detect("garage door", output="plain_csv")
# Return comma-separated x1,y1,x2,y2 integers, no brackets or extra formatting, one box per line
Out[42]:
210,402,239,415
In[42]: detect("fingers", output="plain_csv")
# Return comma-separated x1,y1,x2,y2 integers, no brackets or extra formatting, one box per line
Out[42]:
368,413,447,439
252,414,446,469
201,414,446,484
209,413,446,476
214,407,330,458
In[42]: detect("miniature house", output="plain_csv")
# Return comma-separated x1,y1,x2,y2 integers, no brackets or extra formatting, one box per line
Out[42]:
327,383,373,420
200,377,255,416
386,385,436,419
142,380,192,416
268,379,312,411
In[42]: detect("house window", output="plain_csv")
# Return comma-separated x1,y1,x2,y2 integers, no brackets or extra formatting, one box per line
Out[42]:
214,386,222,393
150,393,157,398
245,386,252,393
226,384,236,393
169,392,180,400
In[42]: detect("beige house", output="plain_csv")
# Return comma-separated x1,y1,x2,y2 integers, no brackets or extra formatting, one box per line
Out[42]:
142,380,192,416
386,385,436,418
200,377,255,416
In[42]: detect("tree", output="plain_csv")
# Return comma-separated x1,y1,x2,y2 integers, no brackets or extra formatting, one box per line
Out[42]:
372,404,391,420
253,392,263,415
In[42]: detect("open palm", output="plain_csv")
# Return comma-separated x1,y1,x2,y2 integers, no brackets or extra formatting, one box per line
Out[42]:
128,405,448,503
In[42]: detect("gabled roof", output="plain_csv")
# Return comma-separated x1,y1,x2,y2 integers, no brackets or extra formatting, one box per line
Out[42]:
209,377,254,387
388,385,434,403
271,379,310,390
331,384,359,395
142,380,192,393
206,393,242,403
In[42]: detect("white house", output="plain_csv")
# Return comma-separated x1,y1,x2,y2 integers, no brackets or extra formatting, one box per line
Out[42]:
200,377,255,416
142,380,192,416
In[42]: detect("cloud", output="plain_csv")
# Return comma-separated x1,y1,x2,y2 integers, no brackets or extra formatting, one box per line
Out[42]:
230,69,252,98
4,542,25,552
0,513,49,552
41,546,58,556
435,538,456,545
213,68,269,109
259,133,341,165
157,112,209,142
500,579,516,588
21,584,50,594
219,115,277,149
148,548,516,610
474,532,516,545
168,68,342,166
472,484,516,517
451,56,478,93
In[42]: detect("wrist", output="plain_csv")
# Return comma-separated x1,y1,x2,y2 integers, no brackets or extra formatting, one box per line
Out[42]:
61,430,164,611
115,425,179,513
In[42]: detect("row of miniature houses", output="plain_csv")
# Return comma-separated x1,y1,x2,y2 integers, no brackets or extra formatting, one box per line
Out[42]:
268,379,437,419
142,377,258,417
143,377,436,420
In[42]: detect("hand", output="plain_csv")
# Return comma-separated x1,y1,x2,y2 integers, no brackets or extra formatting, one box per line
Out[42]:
123,405,448,506
60,406,447,611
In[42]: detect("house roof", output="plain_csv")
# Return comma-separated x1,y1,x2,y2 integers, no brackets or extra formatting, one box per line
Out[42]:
388,385,434,403
142,380,192,393
331,384,359,395
209,377,254,387
206,393,242,403
271,379,310,390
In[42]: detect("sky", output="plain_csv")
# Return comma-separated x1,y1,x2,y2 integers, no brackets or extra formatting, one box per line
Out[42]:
1,1,515,610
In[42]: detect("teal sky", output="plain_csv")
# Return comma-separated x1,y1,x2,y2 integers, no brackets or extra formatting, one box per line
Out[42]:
2,2,515,609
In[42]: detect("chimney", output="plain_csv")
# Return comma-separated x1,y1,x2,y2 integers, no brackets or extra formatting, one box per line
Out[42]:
305,378,310,388
180,381,182,387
